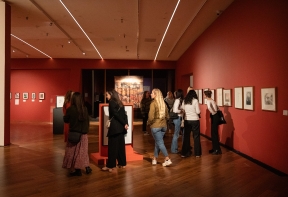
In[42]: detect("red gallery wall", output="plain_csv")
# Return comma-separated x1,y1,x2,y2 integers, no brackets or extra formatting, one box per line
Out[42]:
176,0,288,174
10,59,176,122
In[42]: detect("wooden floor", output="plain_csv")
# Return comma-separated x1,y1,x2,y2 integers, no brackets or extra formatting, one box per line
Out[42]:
1,121,288,197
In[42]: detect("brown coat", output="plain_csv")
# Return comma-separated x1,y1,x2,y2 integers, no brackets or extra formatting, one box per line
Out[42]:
147,100,169,128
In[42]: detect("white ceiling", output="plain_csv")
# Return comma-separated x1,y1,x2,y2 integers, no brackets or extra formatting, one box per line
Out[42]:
5,0,234,60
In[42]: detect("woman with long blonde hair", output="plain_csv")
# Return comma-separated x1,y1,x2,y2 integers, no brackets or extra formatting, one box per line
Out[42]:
147,88,172,167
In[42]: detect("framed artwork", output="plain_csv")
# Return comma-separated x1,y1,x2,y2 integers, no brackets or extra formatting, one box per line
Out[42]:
203,88,209,104
15,92,20,99
261,88,276,111
198,89,203,104
10,93,11,99
211,89,215,101
102,105,133,145
216,88,223,106
56,96,65,108
223,89,232,106
31,93,36,99
23,92,28,99
243,86,254,110
234,87,243,109
39,93,45,100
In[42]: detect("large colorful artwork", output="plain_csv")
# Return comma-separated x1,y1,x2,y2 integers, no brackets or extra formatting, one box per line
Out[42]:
115,76,143,108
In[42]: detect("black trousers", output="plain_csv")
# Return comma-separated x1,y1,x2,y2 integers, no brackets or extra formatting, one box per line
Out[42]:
181,120,201,156
107,133,126,168
211,114,221,151
142,113,148,132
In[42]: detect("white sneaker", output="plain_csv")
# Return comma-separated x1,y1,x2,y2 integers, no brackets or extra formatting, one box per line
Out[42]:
162,159,172,167
152,159,157,165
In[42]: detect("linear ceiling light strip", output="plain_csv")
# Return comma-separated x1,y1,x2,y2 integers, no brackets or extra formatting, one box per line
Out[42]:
29,0,84,54
167,0,207,58
59,0,103,59
11,34,52,58
154,0,181,61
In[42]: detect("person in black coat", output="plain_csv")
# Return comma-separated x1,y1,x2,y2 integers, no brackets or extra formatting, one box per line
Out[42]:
102,89,129,172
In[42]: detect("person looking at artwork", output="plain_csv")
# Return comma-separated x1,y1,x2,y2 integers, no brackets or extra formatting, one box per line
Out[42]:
171,89,184,154
148,88,172,167
62,92,92,176
204,90,222,155
102,89,129,172
140,91,152,135
63,90,73,142
181,90,201,158
164,91,175,133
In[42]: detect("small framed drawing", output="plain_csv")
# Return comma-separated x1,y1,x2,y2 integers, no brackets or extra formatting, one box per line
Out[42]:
234,87,243,109
243,86,253,110
56,96,65,108
216,88,223,106
223,89,232,106
261,88,276,111
23,92,28,99
39,92,45,100
15,92,20,99
31,93,36,99
198,89,203,104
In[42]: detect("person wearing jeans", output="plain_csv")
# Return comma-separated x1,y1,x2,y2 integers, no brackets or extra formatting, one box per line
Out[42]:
148,88,172,167
171,89,184,153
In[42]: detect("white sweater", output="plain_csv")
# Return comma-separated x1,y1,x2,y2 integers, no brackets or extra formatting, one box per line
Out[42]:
182,98,200,120
172,98,183,117
206,99,217,115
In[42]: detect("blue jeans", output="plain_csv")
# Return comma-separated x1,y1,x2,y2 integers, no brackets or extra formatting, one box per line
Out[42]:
171,116,181,153
151,127,168,158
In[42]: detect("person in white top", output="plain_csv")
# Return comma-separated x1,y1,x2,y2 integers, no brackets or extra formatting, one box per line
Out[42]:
181,90,201,157
171,89,184,153
204,90,222,155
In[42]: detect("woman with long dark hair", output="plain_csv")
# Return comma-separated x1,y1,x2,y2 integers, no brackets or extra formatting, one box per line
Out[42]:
63,90,73,142
102,89,129,172
171,89,184,154
62,92,92,176
181,90,201,158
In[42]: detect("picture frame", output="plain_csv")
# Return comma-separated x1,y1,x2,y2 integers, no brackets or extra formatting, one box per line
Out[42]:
203,88,209,104
211,89,215,101
261,87,276,111
23,92,28,100
39,92,45,100
102,105,133,145
243,86,254,110
223,89,232,106
31,93,36,99
15,92,20,99
234,87,243,109
56,96,65,108
198,89,203,104
216,88,223,106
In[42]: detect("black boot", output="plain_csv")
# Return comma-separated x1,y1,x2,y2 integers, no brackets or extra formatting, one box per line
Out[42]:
70,169,82,176
85,166,92,174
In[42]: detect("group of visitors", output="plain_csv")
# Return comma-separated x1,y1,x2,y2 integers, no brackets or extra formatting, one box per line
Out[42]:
61,87,222,175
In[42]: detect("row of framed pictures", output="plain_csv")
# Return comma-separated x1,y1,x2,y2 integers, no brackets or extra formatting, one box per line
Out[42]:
194,87,276,111
11,92,45,100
